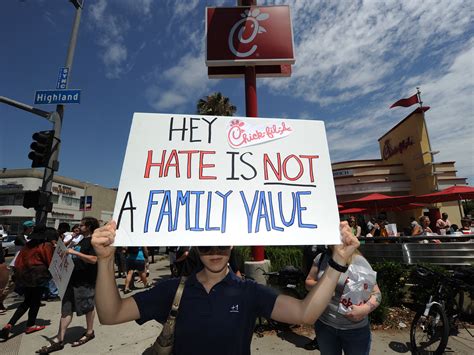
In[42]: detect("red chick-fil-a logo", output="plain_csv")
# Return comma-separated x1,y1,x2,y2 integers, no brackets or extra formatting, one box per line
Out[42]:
227,119,293,148
228,8,269,58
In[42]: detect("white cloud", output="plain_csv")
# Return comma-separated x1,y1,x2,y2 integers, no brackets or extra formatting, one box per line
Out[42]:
262,0,472,106
88,0,131,78
146,53,217,111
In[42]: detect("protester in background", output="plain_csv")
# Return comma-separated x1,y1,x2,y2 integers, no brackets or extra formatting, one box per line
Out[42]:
123,247,151,294
0,241,7,315
114,247,126,278
305,248,381,355
369,219,388,238
91,221,359,355
349,216,362,239
409,217,419,234
0,226,55,341
36,217,99,354
366,218,376,233
459,218,472,234
436,213,451,235
57,223,70,240
412,216,433,236
63,224,83,248
15,220,34,249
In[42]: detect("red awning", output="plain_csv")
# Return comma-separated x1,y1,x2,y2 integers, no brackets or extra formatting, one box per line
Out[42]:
415,186,474,204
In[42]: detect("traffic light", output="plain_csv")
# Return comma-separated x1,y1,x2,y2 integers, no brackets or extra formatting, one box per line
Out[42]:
28,130,55,168
22,190,52,212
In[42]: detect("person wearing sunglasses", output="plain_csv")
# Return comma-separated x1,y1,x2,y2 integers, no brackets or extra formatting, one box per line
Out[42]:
91,221,359,355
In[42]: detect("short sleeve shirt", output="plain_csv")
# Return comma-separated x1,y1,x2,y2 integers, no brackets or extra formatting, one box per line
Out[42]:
69,237,97,286
133,269,278,355
314,253,374,330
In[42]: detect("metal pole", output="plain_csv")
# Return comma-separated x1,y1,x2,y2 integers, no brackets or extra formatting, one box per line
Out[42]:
36,4,83,225
240,0,264,261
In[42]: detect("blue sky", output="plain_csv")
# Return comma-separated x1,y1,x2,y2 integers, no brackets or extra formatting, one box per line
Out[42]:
1,0,473,188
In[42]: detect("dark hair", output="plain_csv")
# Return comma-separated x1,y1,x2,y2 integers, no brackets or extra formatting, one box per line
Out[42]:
442,212,448,218
72,224,80,230
57,222,70,234
81,217,100,233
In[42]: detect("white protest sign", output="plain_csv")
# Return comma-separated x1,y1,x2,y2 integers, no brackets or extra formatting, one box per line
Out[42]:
48,239,74,299
113,113,341,246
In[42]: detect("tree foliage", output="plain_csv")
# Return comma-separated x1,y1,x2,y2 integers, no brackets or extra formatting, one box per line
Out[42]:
196,92,237,116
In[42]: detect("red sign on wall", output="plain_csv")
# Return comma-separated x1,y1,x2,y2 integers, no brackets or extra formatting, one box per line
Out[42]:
206,6,295,66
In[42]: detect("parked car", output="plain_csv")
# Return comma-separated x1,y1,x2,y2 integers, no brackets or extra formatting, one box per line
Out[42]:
0,225,7,238
2,235,16,256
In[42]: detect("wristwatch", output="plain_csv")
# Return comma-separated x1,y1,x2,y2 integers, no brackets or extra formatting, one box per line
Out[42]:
328,257,349,273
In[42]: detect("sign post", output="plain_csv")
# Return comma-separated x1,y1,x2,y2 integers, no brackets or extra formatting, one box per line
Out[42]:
206,0,295,261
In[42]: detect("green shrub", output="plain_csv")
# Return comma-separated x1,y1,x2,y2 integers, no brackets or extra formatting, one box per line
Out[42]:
265,246,303,272
372,261,409,307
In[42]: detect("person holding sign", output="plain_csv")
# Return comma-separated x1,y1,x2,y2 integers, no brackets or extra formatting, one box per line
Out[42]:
36,217,99,354
91,220,359,355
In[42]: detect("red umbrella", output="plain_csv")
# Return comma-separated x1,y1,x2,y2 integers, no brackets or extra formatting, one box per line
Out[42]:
416,186,474,203
339,207,367,215
415,185,474,217
366,203,425,213
342,193,415,210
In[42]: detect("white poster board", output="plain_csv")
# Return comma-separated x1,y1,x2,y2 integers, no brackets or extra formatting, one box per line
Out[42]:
113,113,341,246
49,239,74,299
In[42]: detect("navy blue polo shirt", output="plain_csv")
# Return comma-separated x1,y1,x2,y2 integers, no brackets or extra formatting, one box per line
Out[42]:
133,269,278,355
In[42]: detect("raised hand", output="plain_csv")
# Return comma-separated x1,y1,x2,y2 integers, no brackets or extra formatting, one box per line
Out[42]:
92,221,117,260
332,221,360,265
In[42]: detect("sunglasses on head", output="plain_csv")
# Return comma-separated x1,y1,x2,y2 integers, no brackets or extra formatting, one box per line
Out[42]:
197,246,231,254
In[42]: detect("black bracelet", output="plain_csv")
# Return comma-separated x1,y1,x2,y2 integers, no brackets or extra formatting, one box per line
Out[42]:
328,257,349,273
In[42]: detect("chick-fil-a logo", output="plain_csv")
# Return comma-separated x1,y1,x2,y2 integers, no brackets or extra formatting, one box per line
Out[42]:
228,119,293,148
228,8,269,58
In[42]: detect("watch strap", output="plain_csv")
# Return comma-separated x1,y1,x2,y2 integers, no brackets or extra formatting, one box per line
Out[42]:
328,257,349,273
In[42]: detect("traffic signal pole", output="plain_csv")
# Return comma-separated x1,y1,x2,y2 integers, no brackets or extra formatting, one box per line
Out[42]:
35,3,83,225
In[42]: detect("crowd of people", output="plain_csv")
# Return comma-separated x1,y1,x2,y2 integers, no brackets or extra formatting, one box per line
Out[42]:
0,211,470,354
342,212,473,243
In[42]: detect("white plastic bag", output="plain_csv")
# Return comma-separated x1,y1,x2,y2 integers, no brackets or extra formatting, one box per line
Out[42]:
338,264,377,314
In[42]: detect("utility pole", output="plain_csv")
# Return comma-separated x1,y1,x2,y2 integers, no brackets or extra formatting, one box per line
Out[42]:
36,2,83,225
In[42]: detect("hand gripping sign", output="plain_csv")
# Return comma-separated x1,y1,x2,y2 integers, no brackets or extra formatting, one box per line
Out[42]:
113,114,340,247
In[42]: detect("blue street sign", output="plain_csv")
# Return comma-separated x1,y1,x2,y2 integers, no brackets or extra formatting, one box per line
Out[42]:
34,90,81,105
56,67,70,89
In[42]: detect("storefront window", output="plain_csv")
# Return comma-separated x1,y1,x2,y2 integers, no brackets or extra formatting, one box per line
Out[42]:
51,194,59,204
0,193,24,206
62,196,80,207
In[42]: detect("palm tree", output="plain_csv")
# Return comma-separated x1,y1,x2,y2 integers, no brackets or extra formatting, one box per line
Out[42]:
196,92,237,116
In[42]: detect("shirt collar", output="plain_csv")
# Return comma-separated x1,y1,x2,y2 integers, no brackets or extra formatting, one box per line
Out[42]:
187,266,239,288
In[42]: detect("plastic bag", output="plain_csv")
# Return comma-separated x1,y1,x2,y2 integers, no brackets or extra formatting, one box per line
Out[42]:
338,263,377,315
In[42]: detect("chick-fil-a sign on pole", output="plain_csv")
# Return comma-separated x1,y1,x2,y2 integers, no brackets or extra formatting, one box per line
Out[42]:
112,113,340,247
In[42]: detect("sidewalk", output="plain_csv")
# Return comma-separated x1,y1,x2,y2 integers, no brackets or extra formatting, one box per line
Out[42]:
1,255,473,354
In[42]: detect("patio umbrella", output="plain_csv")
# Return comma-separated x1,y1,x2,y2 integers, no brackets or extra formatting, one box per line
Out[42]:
339,207,367,215
342,193,416,213
415,185,474,217
362,203,426,215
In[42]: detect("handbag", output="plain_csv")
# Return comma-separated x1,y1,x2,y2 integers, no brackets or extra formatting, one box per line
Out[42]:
152,276,187,355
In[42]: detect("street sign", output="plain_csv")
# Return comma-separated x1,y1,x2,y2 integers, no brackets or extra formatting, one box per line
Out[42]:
34,90,81,105
56,67,70,89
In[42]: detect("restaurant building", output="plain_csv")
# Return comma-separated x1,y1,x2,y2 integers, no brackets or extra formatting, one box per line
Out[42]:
0,168,116,234
332,107,467,230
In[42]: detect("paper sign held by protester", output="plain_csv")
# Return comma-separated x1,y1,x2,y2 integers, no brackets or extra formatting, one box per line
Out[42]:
49,239,74,299
113,113,340,246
